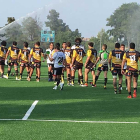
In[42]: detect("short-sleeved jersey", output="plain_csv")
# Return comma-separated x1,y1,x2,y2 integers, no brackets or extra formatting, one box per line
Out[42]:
87,48,97,63
0,46,8,60
8,46,20,60
19,48,30,63
53,51,66,68
30,47,43,62
98,50,109,65
46,48,54,64
73,47,86,64
64,47,72,64
109,49,124,69
123,49,140,71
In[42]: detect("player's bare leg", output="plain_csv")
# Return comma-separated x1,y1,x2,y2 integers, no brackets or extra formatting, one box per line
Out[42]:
36,68,41,82
104,71,108,89
0,65,4,78
127,76,132,98
84,68,90,87
133,76,138,98
19,66,25,80
113,76,117,94
71,70,75,86
78,69,83,86
25,66,30,79
91,70,96,87
48,65,53,81
28,67,34,81
67,68,71,85
118,75,123,93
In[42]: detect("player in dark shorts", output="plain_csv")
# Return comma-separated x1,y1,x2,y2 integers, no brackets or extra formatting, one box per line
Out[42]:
109,43,124,94
0,41,8,78
18,42,30,80
122,43,140,98
93,44,109,89
83,42,97,87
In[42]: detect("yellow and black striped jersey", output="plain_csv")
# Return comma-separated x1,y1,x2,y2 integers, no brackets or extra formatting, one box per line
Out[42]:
0,46,8,60
64,47,72,64
87,48,97,63
123,49,140,71
30,47,43,62
73,47,86,64
19,48,30,62
109,49,124,69
8,46,20,60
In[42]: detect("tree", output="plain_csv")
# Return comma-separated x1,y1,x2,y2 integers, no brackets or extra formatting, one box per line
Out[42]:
106,3,140,45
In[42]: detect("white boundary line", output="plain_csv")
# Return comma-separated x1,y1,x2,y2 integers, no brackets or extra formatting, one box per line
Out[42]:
0,119,138,124
22,100,39,120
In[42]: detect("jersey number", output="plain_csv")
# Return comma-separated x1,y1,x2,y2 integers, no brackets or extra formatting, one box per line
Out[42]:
58,57,63,64
116,54,120,59
130,55,136,61
65,52,70,57
79,52,83,56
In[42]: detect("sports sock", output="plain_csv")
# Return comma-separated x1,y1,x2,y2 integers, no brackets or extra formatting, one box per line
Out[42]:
7,70,11,76
48,71,51,79
61,73,64,83
129,92,131,95
71,76,74,84
15,70,18,77
67,74,71,83
104,78,107,86
125,79,127,87
95,76,99,84
57,78,61,86
80,75,83,84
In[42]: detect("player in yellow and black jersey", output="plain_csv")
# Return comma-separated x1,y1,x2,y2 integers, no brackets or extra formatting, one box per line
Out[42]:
18,42,30,80
28,42,44,82
64,42,72,85
70,42,86,86
0,41,8,78
83,42,97,87
109,43,124,94
5,41,20,80
122,43,140,98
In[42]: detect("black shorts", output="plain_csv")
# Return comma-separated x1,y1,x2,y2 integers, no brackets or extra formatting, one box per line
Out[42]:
112,69,122,77
73,61,83,70
31,62,41,68
86,62,95,71
48,64,54,67
53,67,63,76
126,71,138,77
66,64,70,69
0,60,5,65
8,61,18,66
98,65,108,71
20,62,29,67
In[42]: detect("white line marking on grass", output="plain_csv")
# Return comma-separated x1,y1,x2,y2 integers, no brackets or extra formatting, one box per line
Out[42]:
22,100,39,120
0,119,138,124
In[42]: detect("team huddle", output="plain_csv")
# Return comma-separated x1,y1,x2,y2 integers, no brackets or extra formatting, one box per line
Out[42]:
0,38,140,98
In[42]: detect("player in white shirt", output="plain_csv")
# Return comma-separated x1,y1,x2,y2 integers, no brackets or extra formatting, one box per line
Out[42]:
45,42,54,81
47,43,66,90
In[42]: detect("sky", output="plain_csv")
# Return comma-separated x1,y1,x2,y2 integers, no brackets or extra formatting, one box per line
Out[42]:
0,0,140,37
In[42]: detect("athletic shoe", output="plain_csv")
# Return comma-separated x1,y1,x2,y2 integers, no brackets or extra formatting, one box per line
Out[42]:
53,86,57,90
119,87,121,94
114,91,117,94
60,82,64,90
36,79,40,82
27,77,31,81
70,83,74,86
92,84,96,87
133,90,137,98
16,77,20,81
120,87,123,90
126,87,128,91
83,83,88,87
80,84,84,87
54,82,57,85
127,95,132,99
104,86,107,89
3,75,8,79
67,82,71,86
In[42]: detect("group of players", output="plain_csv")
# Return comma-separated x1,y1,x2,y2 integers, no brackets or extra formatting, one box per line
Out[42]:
0,38,139,98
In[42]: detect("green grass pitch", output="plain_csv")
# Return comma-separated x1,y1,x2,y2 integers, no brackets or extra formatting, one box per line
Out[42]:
0,61,140,140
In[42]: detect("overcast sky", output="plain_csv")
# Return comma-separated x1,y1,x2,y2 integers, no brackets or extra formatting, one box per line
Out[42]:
0,0,139,37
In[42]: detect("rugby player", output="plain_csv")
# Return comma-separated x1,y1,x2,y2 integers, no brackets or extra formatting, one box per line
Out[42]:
70,40,86,86
83,42,97,87
0,41,8,78
18,42,30,80
5,41,20,80
93,44,109,89
47,43,66,90
109,43,124,94
45,42,54,82
122,43,140,98
64,42,72,85
28,42,44,82
71,38,85,84
120,44,127,90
